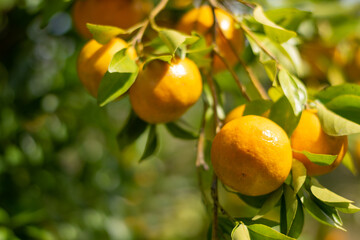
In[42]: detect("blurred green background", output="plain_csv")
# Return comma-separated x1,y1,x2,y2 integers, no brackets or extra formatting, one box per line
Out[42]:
1,0,360,239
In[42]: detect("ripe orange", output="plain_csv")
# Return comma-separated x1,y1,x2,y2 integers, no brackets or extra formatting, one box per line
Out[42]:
224,104,270,124
291,109,348,176
224,104,245,124
129,58,202,123
211,115,292,196
77,38,137,97
176,5,244,73
72,0,148,39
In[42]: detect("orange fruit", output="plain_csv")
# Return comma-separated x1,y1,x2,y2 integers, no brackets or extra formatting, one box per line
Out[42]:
211,115,292,196
224,104,270,124
300,40,335,81
129,58,202,123
72,0,148,39
176,5,244,73
291,109,348,176
224,104,245,124
323,229,348,240
77,38,137,97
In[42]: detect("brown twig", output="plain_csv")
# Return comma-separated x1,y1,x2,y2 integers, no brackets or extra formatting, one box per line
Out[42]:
211,174,219,240
196,101,209,170
215,25,270,100
213,47,251,101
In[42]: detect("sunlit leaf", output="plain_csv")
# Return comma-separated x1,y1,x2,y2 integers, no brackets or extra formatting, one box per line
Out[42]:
291,159,306,194
315,83,360,104
253,6,297,43
325,95,360,125
316,101,360,136
278,69,307,116
269,96,301,136
158,29,198,55
310,178,354,206
231,222,251,240
342,152,357,175
299,189,344,229
87,24,125,44
98,70,139,107
265,8,311,31
293,150,337,166
253,187,283,220
108,49,138,73
247,224,296,240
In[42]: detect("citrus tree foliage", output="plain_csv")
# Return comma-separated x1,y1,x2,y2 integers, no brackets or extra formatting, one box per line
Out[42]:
1,0,360,239
83,0,360,239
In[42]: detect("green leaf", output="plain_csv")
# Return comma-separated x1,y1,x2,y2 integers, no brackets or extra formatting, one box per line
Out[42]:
299,189,343,229
253,187,283,220
293,150,337,166
243,100,273,116
246,32,296,72
316,101,360,136
186,33,213,68
165,122,198,140
268,87,283,102
232,223,251,240
98,70,139,107
342,152,357,175
158,29,199,55
236,192,272,209
281,185,303,238
236,218,279,227
87,24,126,44
261,60,277,82
269,96,301,137
87,22,143,44
117,111,148,151
287,197,304,239
108,49,138,73
310,178,354,207
291,159,306,194
315,84,360,104
97,49,139,106
140,125,158,161
337,203,360,214
142,55,173,68
253,5,297,43
278,69,307,116
265,8,311,31
247,224,296,240
325,95,360,125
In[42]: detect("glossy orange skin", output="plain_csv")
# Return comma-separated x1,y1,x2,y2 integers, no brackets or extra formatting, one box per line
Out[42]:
291,110,348,176
211,115,292,196
77,38,137,97
129,58,202,123
72,0,147,39
176,5,244,73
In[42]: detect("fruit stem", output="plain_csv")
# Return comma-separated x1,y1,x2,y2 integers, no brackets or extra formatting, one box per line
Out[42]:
149,0,169,31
